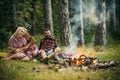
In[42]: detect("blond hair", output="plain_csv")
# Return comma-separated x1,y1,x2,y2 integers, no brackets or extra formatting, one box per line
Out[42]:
11,27,28,38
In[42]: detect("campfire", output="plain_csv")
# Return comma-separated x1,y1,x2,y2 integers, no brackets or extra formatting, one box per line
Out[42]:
70,46,98,66
49,46,118,72
71,55,98,66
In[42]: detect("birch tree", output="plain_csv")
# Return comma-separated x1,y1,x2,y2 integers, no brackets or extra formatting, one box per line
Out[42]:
77,0,84,47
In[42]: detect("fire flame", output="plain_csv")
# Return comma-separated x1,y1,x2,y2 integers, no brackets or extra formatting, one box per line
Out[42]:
72,55,86,66
92,59,98,64
76,46,83,58
72,46,98,66
76,46,97,57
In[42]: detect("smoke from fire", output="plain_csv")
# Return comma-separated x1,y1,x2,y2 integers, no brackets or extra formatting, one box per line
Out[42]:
64,0,112,56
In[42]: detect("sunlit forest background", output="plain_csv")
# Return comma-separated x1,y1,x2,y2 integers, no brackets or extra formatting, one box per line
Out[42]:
0,0,120,50
0,0,120,80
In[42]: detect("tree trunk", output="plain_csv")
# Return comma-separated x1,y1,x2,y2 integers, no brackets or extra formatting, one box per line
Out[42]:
77,0,84,47
109,0,117,32
94,0,106,46
13,0,17,28
112,0,116,31
106,0,117,37
43,0,54,37
58,0,71,46
30,0,36,35
116,0,120,31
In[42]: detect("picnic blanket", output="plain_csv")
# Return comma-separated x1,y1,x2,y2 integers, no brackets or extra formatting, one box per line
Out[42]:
0,53,7,58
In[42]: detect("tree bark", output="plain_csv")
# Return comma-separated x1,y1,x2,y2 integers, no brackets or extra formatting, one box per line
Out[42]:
43,0,54,37
108,0,117,32
77,0,84,47
58,0,71,46
30,0,36,35
112,0,116,31
94,0,106,46
116,0,120,31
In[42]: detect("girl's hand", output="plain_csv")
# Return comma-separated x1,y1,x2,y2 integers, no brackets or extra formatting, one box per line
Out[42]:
16,49,22,52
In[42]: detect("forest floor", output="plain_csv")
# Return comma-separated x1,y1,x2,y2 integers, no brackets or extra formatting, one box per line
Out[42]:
0,44,120,80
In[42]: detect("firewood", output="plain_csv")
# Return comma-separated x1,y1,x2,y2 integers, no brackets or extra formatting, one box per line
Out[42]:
109,60,116,67
96,63,108,68
89,65,97,69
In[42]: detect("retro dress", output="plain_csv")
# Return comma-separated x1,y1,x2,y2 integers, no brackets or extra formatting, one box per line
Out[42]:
8,37,38,58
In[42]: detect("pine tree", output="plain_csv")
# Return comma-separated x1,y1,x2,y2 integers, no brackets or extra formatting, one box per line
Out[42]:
58,0,71,46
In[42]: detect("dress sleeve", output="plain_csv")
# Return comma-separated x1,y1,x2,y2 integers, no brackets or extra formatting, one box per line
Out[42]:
9,37,16,48
21,37,27,46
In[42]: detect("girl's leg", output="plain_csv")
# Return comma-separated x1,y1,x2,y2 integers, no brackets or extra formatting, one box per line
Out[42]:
26,50,38,60
32,50,38,58
4,52,26,60
21,56,30,61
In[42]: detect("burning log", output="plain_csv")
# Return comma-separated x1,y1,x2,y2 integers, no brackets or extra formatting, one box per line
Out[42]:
70,55,118,70
109,60,116,67
71,55,99,66
96,61,117,69
89,60,117,70
48,60,118,72
49,54,118,72
71,55,86,66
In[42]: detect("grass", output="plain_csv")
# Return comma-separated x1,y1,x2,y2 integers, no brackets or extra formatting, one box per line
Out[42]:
0,35,120,80
0,60,120,80
0,44,120,80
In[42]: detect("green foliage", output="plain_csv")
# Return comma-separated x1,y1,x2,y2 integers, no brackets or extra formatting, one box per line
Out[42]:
0,0,16,48
0,0,45,49
84,18,95,44
34,34,44,46
0,0,120,49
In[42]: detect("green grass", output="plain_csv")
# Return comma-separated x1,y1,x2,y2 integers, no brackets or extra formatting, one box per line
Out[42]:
0,35,120,80
0,44,120,80
0,60,120,80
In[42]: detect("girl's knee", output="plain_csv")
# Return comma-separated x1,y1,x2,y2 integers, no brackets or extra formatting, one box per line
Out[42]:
21,56,30,61
32,52,38,57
